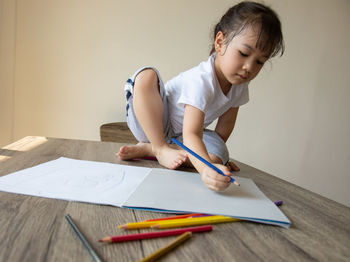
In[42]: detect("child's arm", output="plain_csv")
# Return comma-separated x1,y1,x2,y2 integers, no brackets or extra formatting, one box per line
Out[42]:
215,107,239,142
215,107,240,171
182,105,232,191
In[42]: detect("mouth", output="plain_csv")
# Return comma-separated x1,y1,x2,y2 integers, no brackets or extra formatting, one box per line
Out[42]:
236,74,248,80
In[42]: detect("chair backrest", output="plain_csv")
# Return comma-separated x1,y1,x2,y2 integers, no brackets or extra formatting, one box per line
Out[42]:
100,122,137,143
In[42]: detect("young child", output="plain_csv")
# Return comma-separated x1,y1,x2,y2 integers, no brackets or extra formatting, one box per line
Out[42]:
117,1,284,191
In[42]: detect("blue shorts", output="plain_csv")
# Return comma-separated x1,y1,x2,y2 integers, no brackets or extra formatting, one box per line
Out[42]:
124,67,229,164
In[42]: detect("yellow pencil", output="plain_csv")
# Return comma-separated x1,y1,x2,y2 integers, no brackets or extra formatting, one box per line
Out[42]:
138,232,192,262
118,215,211,230
118,215,240,230
118,221,158,230
152,215,240,229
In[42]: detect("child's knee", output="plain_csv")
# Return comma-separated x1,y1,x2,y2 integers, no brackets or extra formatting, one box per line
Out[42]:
134,69,159,92
209,153,223,164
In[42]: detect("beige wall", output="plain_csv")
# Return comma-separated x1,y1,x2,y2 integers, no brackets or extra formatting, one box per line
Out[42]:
0,0,15,147
0,0,349,206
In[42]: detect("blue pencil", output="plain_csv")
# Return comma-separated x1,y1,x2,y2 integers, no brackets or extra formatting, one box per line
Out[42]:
171,138,240,186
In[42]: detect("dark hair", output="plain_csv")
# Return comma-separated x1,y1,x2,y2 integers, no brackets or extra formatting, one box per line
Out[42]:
210,1,284,58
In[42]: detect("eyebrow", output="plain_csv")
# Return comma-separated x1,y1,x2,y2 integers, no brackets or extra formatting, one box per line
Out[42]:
242,44,270,58
243,44,253,50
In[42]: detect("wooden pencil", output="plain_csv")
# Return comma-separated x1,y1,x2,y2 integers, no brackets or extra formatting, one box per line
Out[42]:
118,215,208,230
152,215,240,229
138,232,192,262
171,138,240,186
145,213,204,222
118,221,158,230
65,214,102,262
99,225,211,243
120,215,239,230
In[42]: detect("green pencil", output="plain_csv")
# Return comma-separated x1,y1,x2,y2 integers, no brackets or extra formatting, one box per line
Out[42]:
65,214,102,262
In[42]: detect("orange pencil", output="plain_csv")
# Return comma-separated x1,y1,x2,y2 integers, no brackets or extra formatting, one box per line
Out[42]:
145,213,204,222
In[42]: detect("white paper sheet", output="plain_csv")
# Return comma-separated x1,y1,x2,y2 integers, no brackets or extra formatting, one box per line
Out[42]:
0,157,290,227
123,168,291,227
0,157,151,206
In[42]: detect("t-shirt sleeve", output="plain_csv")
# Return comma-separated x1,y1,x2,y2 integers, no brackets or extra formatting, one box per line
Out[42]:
177,74,214,112
232,82,249,107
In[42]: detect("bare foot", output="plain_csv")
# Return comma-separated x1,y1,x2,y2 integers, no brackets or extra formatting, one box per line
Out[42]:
153,145,188,169
226,161,240,172
117,143,187,169
117,142,153,160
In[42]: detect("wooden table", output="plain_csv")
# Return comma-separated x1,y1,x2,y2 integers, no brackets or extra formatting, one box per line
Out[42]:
0,136,349,262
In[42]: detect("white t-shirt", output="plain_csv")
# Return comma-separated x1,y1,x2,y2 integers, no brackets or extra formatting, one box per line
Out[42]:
165,54,249,135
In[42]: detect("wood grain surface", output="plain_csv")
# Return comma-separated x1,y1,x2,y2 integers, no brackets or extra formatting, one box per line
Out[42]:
0,136,349,262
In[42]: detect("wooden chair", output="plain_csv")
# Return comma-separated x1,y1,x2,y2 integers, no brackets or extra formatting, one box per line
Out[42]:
100,122,137,143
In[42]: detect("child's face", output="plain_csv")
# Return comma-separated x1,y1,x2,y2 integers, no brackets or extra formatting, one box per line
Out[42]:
214,26,269,88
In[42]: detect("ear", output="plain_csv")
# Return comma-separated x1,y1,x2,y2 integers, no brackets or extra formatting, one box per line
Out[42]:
215,31,225,55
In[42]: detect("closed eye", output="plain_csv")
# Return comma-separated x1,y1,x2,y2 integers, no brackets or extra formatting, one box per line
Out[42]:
239,51,248,57
240,50,266,65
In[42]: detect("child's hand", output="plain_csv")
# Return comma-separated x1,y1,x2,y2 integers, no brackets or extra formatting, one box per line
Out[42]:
201,164,232,191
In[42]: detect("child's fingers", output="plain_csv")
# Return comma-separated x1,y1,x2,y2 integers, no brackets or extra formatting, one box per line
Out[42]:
208,178,230,191
209,165,232,181
202,170,231,191
203,177,230,191
210,171,231,182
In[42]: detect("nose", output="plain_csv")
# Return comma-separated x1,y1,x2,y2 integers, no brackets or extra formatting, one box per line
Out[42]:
242,59,254,73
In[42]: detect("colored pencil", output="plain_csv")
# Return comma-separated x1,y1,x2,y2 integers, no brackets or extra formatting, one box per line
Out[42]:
190,214,212,218
118,221,158,230
141,156,157,161
138,232,192,262
118,215,208,230
152,215,240,229
171,138,239,186
65,214,102,262
145,213,204,222
274,200,283,206
118,216,206,230
99,225,212,243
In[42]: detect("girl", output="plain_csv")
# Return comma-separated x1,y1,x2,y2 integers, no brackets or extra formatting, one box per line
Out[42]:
117,1,284,191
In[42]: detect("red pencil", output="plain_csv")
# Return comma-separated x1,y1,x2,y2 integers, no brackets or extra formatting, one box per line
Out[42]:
98,225,212,243
145,213,204,222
